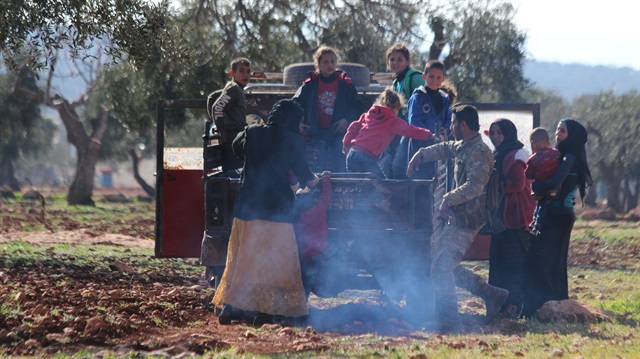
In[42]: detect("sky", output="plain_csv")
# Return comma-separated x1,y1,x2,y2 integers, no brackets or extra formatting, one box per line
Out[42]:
511,0,640,70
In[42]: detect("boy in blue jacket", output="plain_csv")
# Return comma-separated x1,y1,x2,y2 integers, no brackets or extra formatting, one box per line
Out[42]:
403,60,452,180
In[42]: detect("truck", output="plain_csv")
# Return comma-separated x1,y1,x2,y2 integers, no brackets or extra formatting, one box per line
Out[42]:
154,63,540,318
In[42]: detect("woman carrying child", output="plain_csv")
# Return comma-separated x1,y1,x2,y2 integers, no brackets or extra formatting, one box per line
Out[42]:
293,46,363,173
213,99,319,325
522,119,592,317
342,88,433,178
485,119,536,317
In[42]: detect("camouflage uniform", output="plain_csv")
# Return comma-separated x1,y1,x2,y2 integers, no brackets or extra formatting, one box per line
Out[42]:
418,134,505,329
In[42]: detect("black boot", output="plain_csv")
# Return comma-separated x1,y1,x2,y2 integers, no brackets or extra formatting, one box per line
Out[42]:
218,304,245,325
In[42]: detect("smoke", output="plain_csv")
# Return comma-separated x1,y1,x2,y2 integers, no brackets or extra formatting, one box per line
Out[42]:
301,177,441,330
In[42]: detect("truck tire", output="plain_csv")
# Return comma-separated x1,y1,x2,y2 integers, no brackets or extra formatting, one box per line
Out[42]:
283,62,370,87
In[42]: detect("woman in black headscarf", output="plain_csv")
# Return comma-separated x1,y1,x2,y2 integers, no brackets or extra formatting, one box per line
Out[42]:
213,99,319,325
522,119,592,317
485,119,536,318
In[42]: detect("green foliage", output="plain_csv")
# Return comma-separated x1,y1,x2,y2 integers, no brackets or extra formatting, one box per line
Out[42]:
573,91,640,210
445,0,529,102
1,0,179,72
181,0,427,73
523,88,571,130
0,68,54,160
573,91,640,174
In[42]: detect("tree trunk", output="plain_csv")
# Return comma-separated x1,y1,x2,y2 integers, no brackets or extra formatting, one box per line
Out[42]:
624,176,639,212
634,181,640,211
14,63,108,206
622,177,631,212
601,163,624,213
585,184,597,207
56,101,109,206
129,148,155,198
67,142,100,206
428,20,446,61
0,156,21,191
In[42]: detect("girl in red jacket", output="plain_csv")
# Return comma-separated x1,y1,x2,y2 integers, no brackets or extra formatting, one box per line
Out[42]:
342,88,433,179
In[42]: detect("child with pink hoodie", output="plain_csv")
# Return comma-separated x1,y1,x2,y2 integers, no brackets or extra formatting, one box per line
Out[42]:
342,88,433,178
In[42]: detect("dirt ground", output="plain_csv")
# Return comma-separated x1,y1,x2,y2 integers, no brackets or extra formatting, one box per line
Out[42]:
1,190,638,357
0,226,460,357
0,189,434,357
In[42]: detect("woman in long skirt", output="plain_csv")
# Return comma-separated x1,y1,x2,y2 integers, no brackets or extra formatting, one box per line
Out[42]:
522,119,592,317
485,119,536,317
213,99,319,324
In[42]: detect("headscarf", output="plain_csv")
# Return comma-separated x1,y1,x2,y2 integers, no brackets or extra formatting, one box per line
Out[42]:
490,118,524,179
556,118,593,200
267,99,304,133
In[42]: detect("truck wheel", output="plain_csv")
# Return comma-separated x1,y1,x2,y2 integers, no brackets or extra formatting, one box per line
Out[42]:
283,62,371,87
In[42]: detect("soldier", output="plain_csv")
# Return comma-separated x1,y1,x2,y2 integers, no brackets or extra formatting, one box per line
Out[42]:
407,104,509,332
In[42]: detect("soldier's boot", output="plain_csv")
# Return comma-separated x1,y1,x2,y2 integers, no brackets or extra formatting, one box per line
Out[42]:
453,266,509,323
479,284,509,322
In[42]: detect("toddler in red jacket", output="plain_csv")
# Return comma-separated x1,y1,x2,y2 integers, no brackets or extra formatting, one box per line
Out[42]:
526,127,561,199
526,127,562,235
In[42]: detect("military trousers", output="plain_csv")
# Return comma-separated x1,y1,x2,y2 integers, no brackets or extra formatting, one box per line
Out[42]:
430,221,485,324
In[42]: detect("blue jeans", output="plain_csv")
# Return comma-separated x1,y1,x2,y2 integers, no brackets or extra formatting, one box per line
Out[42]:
345,148,386,178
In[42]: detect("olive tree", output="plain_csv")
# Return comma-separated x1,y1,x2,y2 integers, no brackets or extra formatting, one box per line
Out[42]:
2,0,179,205
440,0,530,102
0,68,55,191
182,0,428,71
572,91,640,213
181,0,529,101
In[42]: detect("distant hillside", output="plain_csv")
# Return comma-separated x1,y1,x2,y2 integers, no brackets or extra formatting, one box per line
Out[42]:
524,61,640,100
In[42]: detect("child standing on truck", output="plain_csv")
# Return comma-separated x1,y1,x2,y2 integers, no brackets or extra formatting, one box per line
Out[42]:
401,60,452,180
342,88,433,179
293,46,363,173
206,58,251,174
385,43,426,179
525,127,562,235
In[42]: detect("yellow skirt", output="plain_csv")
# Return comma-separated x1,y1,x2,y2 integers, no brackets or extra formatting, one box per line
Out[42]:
212,218,308,317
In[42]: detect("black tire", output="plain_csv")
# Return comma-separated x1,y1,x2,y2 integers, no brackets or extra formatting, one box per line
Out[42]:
283,62,370,87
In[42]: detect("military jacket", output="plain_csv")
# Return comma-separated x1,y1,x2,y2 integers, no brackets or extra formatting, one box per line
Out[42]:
417,134,494,207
